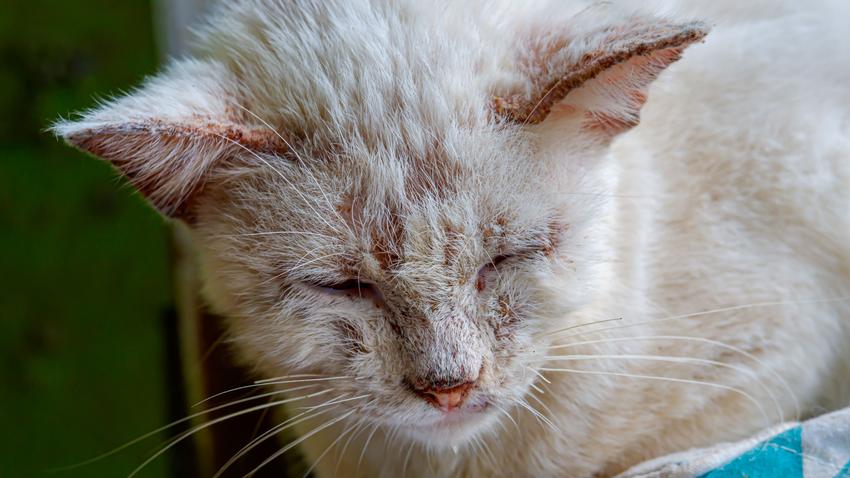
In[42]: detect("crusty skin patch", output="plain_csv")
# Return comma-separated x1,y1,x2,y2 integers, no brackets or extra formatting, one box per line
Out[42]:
491,22,708,125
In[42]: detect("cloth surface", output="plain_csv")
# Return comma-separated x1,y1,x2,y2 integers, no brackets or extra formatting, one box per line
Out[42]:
618,407,850,478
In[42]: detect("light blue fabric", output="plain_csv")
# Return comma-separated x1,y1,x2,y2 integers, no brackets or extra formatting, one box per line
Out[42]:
618,407,850,478
698,427,802,478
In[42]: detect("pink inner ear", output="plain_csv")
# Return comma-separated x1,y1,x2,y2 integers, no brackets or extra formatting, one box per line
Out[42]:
567,46,685,137
491,21,708,132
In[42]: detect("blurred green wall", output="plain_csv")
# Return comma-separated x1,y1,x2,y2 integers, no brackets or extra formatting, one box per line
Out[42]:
1,1,175,476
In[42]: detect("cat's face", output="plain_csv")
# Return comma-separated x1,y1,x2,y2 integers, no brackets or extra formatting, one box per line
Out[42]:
193,123,608,446
56,0,706,452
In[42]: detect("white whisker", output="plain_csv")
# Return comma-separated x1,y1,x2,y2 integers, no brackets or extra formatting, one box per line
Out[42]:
544,317,624,337
334,416,372,477
254,374,348,385
301,415,360,478
537,353,783,421
493,404,520,433
526,391,559,429
245,410,356,477
536,366,770,427
128,388,334,478
298,393,371,411
48,385,322,473
213,405,336,478
195,377,335,407
357,422,381,474
401,440,416,477
515,397,559,432
553,298,850,342
549,335,799,421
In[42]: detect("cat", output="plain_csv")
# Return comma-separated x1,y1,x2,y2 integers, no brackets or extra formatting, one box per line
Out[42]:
54,0,850,476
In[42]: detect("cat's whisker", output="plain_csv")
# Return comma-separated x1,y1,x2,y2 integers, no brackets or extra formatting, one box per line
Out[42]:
246,410,356,478
384,424,401,455
535,366,771,428
491,410,509,435
217,390,370,477
194,376,335,407
356,422,381,474
478,435,498,469
529,382,545,395
474,433,498,469
548,335,799,421
526,366,552,385
254,374,346,384
297,393,371,411
550,297,850,342
301,414,362,478
47,384,323,472
526,390,559,428
554,191,657,200
493,404,520,433
213,405,338,478
536,353,783,422
543,317,624,337
515,397,559,432
128,388,336,478
468,437,483,466
334,415,373,477
401,439,417,478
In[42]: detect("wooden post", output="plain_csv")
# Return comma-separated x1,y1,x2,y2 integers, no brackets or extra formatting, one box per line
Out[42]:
156,2,293,476
154,2,217,474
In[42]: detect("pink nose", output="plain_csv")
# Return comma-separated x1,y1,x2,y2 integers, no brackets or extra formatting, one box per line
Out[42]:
416,382,474,411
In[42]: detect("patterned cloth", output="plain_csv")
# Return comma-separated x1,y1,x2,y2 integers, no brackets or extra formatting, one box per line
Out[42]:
619,407,850,478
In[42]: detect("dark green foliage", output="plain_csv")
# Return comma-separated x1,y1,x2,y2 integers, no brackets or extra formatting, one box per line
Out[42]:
0,1,175,476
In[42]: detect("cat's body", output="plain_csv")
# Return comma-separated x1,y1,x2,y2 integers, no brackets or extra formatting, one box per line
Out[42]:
56,0,850,476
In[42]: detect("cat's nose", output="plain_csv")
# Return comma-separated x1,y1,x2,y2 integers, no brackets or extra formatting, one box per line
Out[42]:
413,381,475,412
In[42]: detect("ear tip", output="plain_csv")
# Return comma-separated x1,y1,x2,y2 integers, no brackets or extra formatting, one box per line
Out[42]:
679,20,712,42
50,118,89,147
51,117,118,154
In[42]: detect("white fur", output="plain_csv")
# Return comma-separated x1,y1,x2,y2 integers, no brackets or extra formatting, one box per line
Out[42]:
56,1,850,476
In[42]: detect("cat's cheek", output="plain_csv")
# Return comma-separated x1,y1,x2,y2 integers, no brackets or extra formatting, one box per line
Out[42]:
331,320,369,357
493,295,522,343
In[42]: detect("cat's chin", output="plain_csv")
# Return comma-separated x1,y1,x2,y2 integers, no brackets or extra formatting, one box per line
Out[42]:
402,402,498,448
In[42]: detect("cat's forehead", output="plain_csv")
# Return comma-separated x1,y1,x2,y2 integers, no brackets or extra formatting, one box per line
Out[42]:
196,0,501,142
328,127,543,228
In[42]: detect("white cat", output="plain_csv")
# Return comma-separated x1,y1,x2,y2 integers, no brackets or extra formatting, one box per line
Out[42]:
55,0,850,476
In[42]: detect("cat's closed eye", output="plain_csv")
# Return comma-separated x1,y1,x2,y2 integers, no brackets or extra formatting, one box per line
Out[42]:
308,278,378,298
476,253,516,292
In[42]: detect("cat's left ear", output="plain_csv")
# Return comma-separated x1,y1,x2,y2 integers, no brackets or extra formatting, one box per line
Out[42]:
492,14,709,142
53,61,287,218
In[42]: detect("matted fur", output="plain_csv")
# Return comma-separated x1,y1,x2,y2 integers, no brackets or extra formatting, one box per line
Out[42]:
55,0,850,476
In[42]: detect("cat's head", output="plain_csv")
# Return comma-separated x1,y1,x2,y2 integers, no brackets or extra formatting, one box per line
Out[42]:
55,1,706,449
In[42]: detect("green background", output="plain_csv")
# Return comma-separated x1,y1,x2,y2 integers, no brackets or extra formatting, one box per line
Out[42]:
1,1,176,476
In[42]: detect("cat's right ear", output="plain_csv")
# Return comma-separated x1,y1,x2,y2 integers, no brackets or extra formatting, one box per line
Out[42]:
491,10,708,146
53,61,287,218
